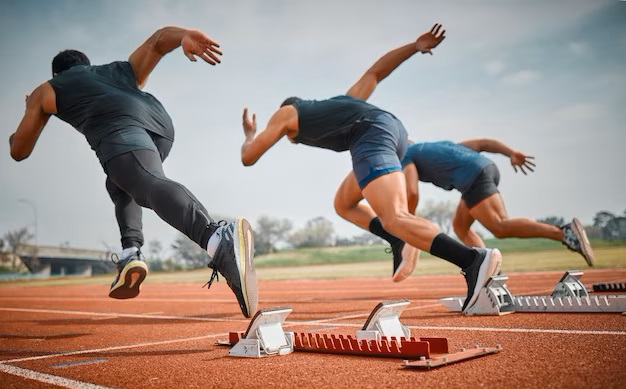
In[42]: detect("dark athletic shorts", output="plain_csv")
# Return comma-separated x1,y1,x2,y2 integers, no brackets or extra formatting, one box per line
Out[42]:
462,163,500,208
350,112,409,189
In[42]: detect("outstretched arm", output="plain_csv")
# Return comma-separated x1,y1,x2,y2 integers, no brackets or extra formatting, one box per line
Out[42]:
240,106,296,166
346,23,445,101
129,26,222,88
460,138,536,175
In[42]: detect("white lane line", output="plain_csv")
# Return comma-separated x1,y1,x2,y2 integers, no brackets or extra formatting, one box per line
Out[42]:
3,333,224,364
0,307,248,323
0,363,114,389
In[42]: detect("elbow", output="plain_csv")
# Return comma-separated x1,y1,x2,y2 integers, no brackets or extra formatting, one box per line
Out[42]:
11,149,29,161
241,156,256,167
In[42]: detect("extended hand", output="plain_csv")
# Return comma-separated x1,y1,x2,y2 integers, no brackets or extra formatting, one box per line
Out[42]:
510,151,535,175
181,30,222,64
416,23,446,54
242,108,257,139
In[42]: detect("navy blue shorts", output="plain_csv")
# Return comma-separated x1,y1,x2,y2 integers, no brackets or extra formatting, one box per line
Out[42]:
349,112,409,189
462,163,500,208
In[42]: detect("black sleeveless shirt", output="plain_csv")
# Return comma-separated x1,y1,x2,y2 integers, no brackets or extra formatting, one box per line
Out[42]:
292,95,388,152
48,62,174,162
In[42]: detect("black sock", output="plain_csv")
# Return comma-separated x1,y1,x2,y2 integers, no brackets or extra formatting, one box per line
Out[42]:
429,233,476,269
369,217,401,245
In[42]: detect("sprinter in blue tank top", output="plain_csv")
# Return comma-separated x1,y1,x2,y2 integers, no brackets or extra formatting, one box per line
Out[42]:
401,139,595,267
9,26,257,318
240,24,502,313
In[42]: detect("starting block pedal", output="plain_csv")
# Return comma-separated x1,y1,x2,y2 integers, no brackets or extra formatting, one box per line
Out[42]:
356,299,411,342
551,270,588,298
227,306,294,357
440,274,515,315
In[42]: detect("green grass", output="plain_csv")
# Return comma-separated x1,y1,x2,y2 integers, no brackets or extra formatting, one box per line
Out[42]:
1,241,624,286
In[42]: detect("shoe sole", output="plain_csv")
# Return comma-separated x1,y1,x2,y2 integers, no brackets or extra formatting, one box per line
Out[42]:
235,217,258,318
463,248,502,313
109,260,148,299
571,217,595,267
392,245,420,283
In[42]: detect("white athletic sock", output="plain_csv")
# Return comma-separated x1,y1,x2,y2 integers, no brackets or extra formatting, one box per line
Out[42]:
121,246,139,260
206,232,222,260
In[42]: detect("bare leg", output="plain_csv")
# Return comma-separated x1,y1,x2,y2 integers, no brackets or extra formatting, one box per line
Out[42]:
333,171,376,229
361,171,440,251
453,199,485,247
469,193,563,240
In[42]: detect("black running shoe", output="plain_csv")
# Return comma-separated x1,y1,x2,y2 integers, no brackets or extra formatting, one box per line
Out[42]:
109,249,148,299
461,248,502,313
205,218,258,318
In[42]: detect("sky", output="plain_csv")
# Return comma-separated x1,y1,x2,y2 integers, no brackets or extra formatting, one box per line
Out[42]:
0,0,625,255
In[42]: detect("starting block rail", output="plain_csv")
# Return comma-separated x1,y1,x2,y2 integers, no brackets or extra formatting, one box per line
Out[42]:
592,281,626,293
219,300,501,368
514,294,626,313
440,270,626,314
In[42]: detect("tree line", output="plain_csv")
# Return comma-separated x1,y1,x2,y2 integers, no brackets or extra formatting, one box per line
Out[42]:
2,204,625,272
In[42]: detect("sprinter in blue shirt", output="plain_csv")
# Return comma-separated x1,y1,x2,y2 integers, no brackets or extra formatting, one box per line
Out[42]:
240,24,502,314
401,138,594,267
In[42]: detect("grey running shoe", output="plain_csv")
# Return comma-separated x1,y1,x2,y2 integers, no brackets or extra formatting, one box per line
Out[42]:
389,241,420,283
561,218,595,267
461,248,502,313
205,218,258,318
109,249,148,299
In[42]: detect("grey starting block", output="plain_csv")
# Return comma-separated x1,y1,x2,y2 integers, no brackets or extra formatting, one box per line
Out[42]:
440,274,515,315
356,299,411,342
440,270,626,314
228,306,294,357
551,270,588,298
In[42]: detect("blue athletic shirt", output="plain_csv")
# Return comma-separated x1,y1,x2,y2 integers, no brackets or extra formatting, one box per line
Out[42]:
48,62,174,163
292,95,389,152
401,140,493,193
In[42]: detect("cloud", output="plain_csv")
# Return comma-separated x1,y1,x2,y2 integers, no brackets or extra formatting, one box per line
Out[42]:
500,69,541,87
483,59,505,76
553,102,603,122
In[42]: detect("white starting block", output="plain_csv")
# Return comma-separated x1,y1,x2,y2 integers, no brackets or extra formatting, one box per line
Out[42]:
440,270,626,314
550,270,588,298
228,306,294,358
440,274,515,315
356,299,411,342
514,270,626,313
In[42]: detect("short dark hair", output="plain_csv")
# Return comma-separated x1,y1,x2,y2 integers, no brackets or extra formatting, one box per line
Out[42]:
52,50,90,76
280,96,302,107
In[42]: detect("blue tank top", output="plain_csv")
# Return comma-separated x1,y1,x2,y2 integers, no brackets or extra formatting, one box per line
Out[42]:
292,95,388,152
401,140,494,193
48,61,174,163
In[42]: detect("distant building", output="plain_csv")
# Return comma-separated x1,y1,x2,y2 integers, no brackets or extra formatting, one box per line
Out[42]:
16,244,115,277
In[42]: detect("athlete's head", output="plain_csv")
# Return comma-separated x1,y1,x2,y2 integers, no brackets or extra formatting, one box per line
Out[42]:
280,96,302,108
52,50,90,76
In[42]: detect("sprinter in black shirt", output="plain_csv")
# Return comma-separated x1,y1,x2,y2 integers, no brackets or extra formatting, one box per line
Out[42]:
9,26,257,318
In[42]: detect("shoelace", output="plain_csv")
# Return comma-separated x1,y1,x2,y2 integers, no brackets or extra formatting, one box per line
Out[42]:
203,269,219,289
110,253,120,265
